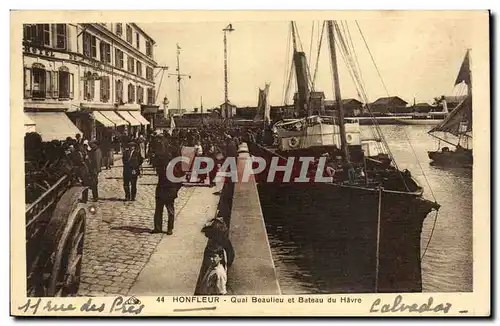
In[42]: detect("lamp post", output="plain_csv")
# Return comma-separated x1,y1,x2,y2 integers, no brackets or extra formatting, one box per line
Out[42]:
223,23,234,118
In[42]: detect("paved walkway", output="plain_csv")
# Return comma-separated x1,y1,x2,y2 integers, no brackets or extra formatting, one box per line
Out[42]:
77,156,218,297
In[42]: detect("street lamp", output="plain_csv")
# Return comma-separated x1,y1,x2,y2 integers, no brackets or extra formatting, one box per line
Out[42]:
223,23,234,117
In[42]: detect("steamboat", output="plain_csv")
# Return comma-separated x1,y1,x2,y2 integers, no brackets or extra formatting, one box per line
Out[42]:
249,21,440,292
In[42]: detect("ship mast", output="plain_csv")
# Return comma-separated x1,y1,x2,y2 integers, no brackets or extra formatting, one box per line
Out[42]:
326,21,350,162
291,22,310,117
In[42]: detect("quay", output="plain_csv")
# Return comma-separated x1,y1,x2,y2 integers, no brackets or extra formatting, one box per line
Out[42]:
78,143,280,297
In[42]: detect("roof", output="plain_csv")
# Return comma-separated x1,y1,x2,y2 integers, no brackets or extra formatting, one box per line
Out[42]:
131,23,156,44
310,91,325,99
324,98,364,106
415,102,433,107
371,96,408,106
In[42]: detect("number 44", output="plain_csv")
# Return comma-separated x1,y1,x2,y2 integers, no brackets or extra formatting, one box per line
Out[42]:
156,297,165,303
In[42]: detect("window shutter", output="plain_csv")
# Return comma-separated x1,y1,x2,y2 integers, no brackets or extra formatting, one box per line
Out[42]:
90,79,94,100
70,73,74,99
52,71,59,98
24,68,32,98
51,24,57,47
100,78,104,101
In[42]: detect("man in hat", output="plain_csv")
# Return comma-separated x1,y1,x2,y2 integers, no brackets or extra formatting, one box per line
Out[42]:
152,151,182,234
122,141,144,201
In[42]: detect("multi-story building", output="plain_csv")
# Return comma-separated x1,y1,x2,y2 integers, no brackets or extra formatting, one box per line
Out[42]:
22,23,157,142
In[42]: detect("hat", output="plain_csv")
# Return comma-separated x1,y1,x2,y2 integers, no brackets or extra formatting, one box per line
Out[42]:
128,141,136,146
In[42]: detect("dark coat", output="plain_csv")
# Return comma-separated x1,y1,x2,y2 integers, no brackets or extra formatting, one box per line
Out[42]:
122,148,143,178
155,158,183,201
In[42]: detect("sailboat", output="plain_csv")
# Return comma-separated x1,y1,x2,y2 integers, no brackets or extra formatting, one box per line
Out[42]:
249,21,440,292
428,50,473,168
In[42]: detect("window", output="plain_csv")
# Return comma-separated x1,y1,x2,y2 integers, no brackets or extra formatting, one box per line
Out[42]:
147,88,155,105
126,24,132,43
128,83,135,104
136,85,143,104
55,24,66,49
146,40,153,57
32,68,46,99
99,41,111,63
84,78,95,101
83,32,97,58
24,24,50,46
115,49,124,69
58,70,73,99
146,66,154,81
100,76,110,102
136,32,140,49
115,80,123,103
116,23,123,36
136,61,142,77
127,56,135,73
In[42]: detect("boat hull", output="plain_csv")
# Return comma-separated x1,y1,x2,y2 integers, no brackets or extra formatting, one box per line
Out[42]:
428,149,473,168
249,143,438,293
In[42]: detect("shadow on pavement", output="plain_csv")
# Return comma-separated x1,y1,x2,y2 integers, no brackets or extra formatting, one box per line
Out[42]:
110,226,152,234
99,197,127,202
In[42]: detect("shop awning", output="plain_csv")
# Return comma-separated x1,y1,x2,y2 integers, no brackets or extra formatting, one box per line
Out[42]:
25,112,82,141
129,111,150,125
93,111,115,127
100,111,128,126
117,111,141,126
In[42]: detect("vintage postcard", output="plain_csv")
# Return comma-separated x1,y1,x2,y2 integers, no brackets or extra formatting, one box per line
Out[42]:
10,10,490,317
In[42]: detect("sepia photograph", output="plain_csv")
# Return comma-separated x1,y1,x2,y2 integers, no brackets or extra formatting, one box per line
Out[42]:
10,10,490,317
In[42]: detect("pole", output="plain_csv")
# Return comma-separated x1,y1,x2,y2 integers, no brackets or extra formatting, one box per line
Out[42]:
223,24,234,118
375,186,383,292
201,96,204,125
224,30,228,105
327,20,350,162
177,44,182,115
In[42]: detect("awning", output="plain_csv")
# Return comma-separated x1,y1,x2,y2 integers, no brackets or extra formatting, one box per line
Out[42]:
94,111,115,127
25,112,82,141
100,110,128,126
117,111,141,126
129,111,150,125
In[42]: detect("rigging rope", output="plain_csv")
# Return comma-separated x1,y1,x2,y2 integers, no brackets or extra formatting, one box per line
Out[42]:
333,22,390,161
281,24,292,105
421,210,440,259
355,21,389,96
311,21,325,91
354,20,438,203
308,21,315,72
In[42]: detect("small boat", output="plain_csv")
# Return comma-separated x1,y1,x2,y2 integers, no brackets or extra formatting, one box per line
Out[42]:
428,50,473,168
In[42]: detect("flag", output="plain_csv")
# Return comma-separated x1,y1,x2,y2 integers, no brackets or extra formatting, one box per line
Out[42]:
168,116,176,135
263,83,271,124
454,50,471,86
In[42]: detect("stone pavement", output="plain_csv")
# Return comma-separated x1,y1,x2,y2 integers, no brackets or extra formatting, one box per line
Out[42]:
77,156,200,297
129,182,222,296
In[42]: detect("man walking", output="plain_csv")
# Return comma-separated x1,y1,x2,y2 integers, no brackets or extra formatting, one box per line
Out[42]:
122,141,143,201
152,151,182,235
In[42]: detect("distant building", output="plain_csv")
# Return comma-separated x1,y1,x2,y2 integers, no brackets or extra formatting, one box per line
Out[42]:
309,91,325,115
367,96,410,115
221,101,237,118
412,102,435,113
434,95,467,112
324,98,364,117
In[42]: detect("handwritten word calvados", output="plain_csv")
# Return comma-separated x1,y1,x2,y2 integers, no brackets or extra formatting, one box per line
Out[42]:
370,295,452,314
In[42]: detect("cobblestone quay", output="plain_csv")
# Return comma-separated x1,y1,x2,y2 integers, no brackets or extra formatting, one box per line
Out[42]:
78,158,195,297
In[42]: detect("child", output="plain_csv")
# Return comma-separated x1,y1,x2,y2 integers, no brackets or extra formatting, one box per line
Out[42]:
198,247,228,295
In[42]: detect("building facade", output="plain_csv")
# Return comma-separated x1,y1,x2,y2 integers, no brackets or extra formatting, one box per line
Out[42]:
23,23,157,142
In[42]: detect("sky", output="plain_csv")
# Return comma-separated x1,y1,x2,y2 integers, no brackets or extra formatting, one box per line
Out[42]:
141,17,477,111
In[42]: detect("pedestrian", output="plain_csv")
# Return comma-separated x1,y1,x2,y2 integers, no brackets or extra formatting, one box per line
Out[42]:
198,246,228,295
122,141,143,201
152,152,183,235
87,141,102,201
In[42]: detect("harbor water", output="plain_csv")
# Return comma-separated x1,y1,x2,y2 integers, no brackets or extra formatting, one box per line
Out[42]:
263,124,473,293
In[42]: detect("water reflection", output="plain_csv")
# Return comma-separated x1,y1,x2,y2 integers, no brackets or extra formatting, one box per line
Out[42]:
262,125,473,294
